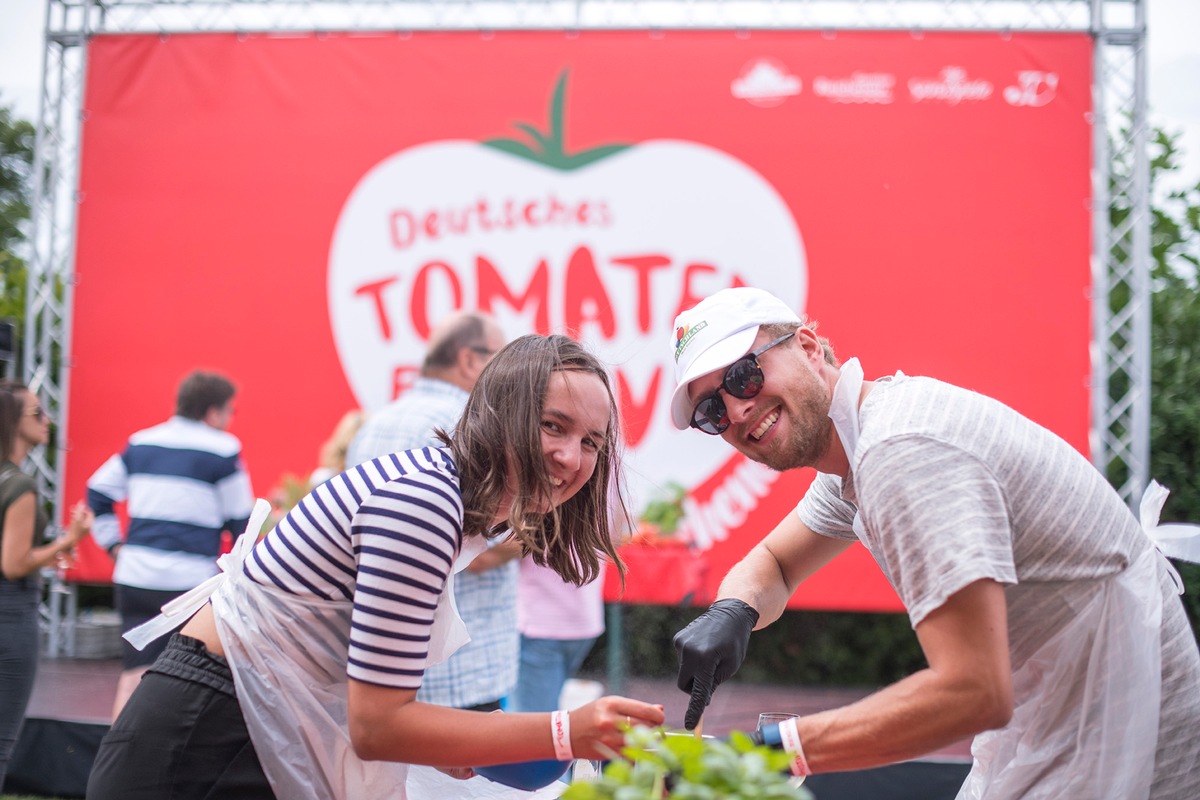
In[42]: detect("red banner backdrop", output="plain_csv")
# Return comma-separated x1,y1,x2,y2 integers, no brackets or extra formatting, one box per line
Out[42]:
64,30,1092,612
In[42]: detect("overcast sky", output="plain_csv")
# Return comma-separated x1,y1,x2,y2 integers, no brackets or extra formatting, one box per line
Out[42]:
2,0,1198,186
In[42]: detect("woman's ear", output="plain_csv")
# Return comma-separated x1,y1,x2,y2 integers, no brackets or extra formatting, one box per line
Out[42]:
455,344,478,374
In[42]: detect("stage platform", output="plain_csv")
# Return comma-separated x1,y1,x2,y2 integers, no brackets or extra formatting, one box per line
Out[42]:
4,658,970,798
3,658,119,798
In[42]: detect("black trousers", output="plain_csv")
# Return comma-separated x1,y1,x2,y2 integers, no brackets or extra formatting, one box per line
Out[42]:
0,580,39,790
115,585,187,669
86,634,274,800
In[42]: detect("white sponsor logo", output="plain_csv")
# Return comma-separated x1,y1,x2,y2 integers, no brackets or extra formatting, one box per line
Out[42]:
812,72,895,104
908,67,993,105
731,58,802,108
1003,71,1058,107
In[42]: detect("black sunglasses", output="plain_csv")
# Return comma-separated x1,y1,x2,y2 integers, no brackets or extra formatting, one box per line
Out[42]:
690,332,795,435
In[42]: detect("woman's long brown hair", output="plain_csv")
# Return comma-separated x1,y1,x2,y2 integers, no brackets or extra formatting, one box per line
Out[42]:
0,380,30,462
442,334,628,587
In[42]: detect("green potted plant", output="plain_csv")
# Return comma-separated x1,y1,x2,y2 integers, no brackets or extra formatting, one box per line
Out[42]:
562,726,814,800
630,482,689,546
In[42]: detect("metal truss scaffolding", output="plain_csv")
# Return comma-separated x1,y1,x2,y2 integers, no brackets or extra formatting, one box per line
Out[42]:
27,0,1151,650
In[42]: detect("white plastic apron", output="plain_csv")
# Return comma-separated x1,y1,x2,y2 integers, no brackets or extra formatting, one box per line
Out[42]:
956,544,1166,799
126,499,547,800
825,363,1191,800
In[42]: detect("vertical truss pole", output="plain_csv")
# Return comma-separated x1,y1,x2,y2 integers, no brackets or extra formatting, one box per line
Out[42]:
1090,1,1111,484
1128,0,1150,506
26,0,88,514
28,0,90,656
1090,0,1150,506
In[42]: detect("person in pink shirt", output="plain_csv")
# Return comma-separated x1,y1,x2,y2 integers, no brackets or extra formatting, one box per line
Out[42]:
511,558,605,712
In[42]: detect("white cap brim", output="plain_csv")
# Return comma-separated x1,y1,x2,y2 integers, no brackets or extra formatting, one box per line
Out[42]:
668,326,759,429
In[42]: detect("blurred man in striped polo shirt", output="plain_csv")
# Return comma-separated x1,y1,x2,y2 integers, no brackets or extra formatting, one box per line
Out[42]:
87,371,254,719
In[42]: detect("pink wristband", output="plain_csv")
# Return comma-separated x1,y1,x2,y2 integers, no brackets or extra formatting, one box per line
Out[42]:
550,710,574,761
777,718,812,777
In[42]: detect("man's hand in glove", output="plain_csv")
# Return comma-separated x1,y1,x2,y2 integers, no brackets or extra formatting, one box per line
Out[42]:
673,598,760,730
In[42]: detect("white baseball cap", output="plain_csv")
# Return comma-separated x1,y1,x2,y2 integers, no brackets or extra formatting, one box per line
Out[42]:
669,287,802,430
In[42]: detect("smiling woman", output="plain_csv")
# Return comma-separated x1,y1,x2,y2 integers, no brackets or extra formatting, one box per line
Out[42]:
450,335,624,587
85,334,666,800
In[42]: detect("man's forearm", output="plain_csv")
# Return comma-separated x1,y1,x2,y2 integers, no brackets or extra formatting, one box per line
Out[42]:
89,512,122,551
774,579,1013,773
792,662,1004,772
716,544,793,629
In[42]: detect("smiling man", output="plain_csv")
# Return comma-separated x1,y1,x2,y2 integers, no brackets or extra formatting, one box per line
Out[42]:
667,286,1200,799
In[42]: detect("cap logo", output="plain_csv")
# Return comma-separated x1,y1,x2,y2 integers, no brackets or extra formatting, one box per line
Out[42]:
674,321,708,362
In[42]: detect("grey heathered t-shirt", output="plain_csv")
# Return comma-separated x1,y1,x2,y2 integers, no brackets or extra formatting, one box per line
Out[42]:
796,374,1200,798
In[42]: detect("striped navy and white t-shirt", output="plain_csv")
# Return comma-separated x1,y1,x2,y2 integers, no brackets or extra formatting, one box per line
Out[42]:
87,416,255,591
242,446,466,689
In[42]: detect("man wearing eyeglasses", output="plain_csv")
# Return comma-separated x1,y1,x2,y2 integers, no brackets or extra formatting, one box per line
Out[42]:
346,310,523,716
668,287,1200,798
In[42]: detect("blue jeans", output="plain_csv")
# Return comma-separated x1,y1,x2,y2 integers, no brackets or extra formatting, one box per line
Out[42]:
0,579,40,789
510,635,597,713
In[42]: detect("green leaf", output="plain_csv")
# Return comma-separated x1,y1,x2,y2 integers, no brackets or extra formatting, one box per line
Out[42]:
513,122,552,151
480,139,544,162
568,726,814,799
480,70,630,171
561,145,634,171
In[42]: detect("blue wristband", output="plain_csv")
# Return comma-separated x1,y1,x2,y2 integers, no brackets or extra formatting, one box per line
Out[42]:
759,722,784,747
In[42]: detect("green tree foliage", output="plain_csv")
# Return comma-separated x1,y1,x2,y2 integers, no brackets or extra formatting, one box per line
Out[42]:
0,98,34,354
0,99,35,250
1146,129,1200,633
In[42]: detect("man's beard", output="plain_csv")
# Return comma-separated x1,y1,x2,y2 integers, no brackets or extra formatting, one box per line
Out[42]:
745,366,833,472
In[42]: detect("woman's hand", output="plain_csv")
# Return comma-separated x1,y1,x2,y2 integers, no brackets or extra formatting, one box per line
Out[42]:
65,501,94,545
52,502,94,568
568,696,666,760
3,495,94,578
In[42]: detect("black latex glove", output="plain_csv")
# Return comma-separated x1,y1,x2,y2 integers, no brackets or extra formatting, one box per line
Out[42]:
673,598,759,730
